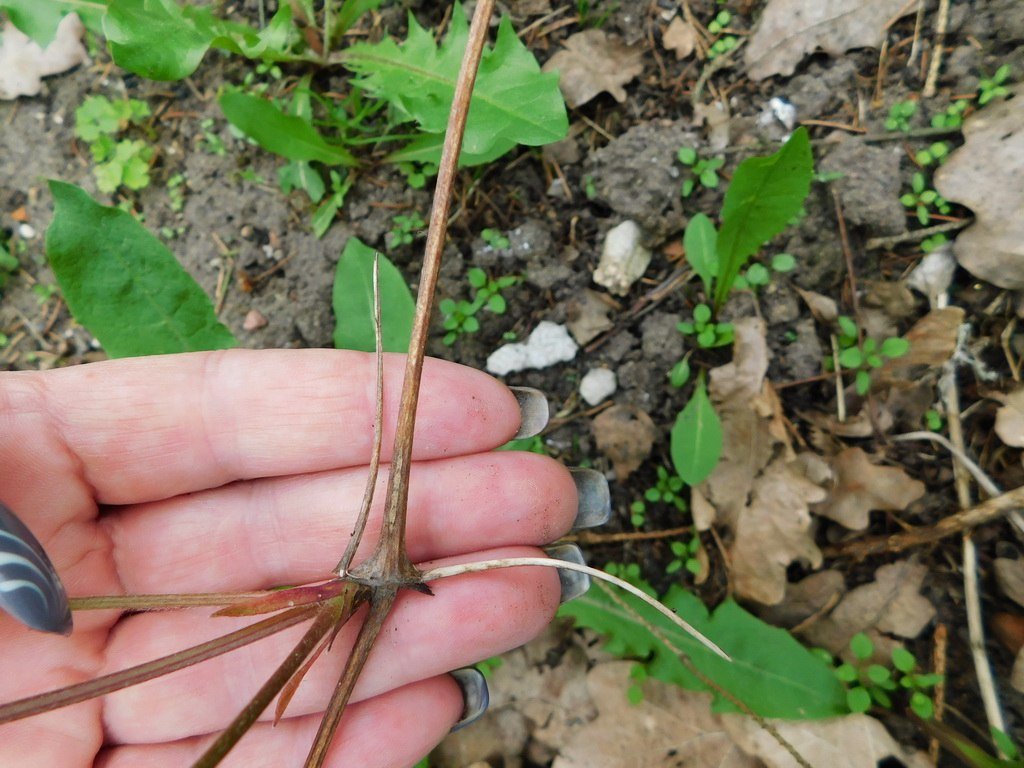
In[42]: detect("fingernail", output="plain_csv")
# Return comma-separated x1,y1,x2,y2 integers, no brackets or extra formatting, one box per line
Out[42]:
450,667,489,732
509,386,548,439
543,544,591,603
568,468,611,530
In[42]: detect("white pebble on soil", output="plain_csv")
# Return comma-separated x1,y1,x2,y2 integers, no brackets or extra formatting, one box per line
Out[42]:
486,321,579,376
580,368,617,406
593,220,651,296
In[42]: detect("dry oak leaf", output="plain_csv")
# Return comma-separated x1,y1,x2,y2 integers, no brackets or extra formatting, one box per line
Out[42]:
553,662,757,768
543,30,643,108
995,557,1024,608
994,389,1024,448
759,569,845,630
935,85,1024,289
801,560,936,657
592,404,657,481
874,307,964,391
662,16,696,60
744,0,913,80
815,447,925,530
722,712,930,768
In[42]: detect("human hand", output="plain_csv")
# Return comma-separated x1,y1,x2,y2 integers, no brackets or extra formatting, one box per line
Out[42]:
0,349,606,767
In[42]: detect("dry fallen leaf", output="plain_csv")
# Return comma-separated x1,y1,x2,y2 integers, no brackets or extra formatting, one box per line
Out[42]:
801,560,936,657
815,447,925,530
554,662,757,768
874,307,964,390
795,287,838,323
592,404,657,481
744,0,913,80
995,558,1024,608
935,85,1024,289
759,570,846,630
722,712,930,768
994,390,1024,448
858,280,917,341
0,15,87,100
543,30,644,108
662,16,696,60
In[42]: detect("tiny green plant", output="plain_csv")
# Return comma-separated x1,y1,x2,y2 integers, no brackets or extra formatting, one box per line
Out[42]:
74,95,153,194
978,64,1011,106
666,537,702,577
901,172,951,226
481,227,510,250
827,315,910,395
732,252,796,291
677,302,734,349
631,465,688,526
914,141,951,167
930,99,969,129
921,233,949,253
884,99,917,132
677,147,725,198
706,10,738,59
166,173,187,213
387,212,426,248
199,118,227,155
439,267,520,345
834,633,942,718
924,409,944,432
474,655,504,678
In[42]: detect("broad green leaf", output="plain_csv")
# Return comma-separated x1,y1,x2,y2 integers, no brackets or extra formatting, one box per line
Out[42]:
103,0,212,81
671,374,721,486
332,238,414,353
219,91,357,166
714,127,812,309
45,181,237,357
559,579,847,719
343,4,567,166
1,0,106,46
683,213,717,298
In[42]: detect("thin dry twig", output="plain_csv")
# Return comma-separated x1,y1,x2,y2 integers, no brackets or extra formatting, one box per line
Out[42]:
923,0,950,97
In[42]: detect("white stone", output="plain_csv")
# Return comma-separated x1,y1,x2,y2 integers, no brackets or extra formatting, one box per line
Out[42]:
17,223,36,239
593,220,651,296
580,368,617,406
486,321,579,376
0,15,87,100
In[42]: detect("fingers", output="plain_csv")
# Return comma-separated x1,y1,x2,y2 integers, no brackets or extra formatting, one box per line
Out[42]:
2,349,521,508
97,676,462,768
100,546,560,744
102,452,577,593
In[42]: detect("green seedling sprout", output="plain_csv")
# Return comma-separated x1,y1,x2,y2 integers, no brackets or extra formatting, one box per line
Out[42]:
921,233,948,253
481,227,510,249
678,303,734,349
74,95,153,194
900,172,951,226
706,10,738,59
930,99,968,129
827,315,910,395
884,100,917,132
733,252,796,291
978,64,1011,106
834,634,942,717
677,147,725,198
387,212,426,248
439,267,520,345
914,141,950,167
666,537,702,577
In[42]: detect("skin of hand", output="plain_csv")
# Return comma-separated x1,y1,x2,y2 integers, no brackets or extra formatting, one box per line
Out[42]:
0,349,578,767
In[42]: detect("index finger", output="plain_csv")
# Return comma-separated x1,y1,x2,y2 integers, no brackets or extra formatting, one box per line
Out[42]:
1,349,523,507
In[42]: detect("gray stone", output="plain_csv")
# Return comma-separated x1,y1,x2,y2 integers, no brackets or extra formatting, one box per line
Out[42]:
640,312,684,365
820,138,905,236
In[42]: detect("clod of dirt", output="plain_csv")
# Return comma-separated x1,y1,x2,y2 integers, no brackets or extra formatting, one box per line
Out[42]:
787,60,857,119
566,289,615,345
485,320,579,375
592,404,657,481
586,119,698,242
857,280,917,341
593,220,651,296
820,138,905,236
661,16,696,60
542,29,643,108
776,317,824,381
640,312,684,365
0,15,86,100
744,0,914,80
815,447,925,530
579,368,616,406
935,86,1024,289
800,560,936,659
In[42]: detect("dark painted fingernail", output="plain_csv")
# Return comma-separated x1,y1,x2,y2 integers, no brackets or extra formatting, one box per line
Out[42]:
509,387,548,439
569,468,611,530
543,544,591,603
450,667,489,732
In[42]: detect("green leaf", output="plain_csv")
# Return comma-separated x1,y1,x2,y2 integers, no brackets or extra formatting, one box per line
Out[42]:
45,181,237,357
677,147,697,165
103,0,213,81
559,580,847,719
671,374,722,486
991,728,1021,761
279,161,326,203
1,0,106,46
866,665,891,684
891,646,916,673
668,358,690,388
850,632,874,660
344,5,567,166
855,370,871,395
847,687,872,713
771,252,796,272
881,336,909,359
219,91,357,166
487,293,506,313
714,127,812,309
693,303,712,324
745,263,770,286
683,214,718,298
311,196,343,239
838,347,863,369
837,315,858,340
835,663,858,683
910,691,934,719
467,267,487,288
332,238,414,353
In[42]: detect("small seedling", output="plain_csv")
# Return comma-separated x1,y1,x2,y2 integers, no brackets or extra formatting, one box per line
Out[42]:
921,233,948,253
914,141,950,167
677,147,725,197
900,172,951,226
74,95,153,194
668,356,691,389
475,655,504,678
978,64,1011,106
644,465,687,513
884,100,917,132
312,170,354,238
666,537,702,576
827,315,910,395
733,252,796,290
834,634,942,717
166,173,187,213
481,227,510,250
924,409,944,432
32,283,58,304
706,10,738,59
439,267,520,345
678,303,734,349
930,99,968,129
199,118,227,155
387,212,426,248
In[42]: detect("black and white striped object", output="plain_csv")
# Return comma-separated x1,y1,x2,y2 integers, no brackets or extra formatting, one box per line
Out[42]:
0,501,72,635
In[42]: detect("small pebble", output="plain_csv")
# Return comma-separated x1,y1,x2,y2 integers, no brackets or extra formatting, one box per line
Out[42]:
580,368,617,406
593,220,651,296
486,321,578,376
17,223,36,239
243,309,268,331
